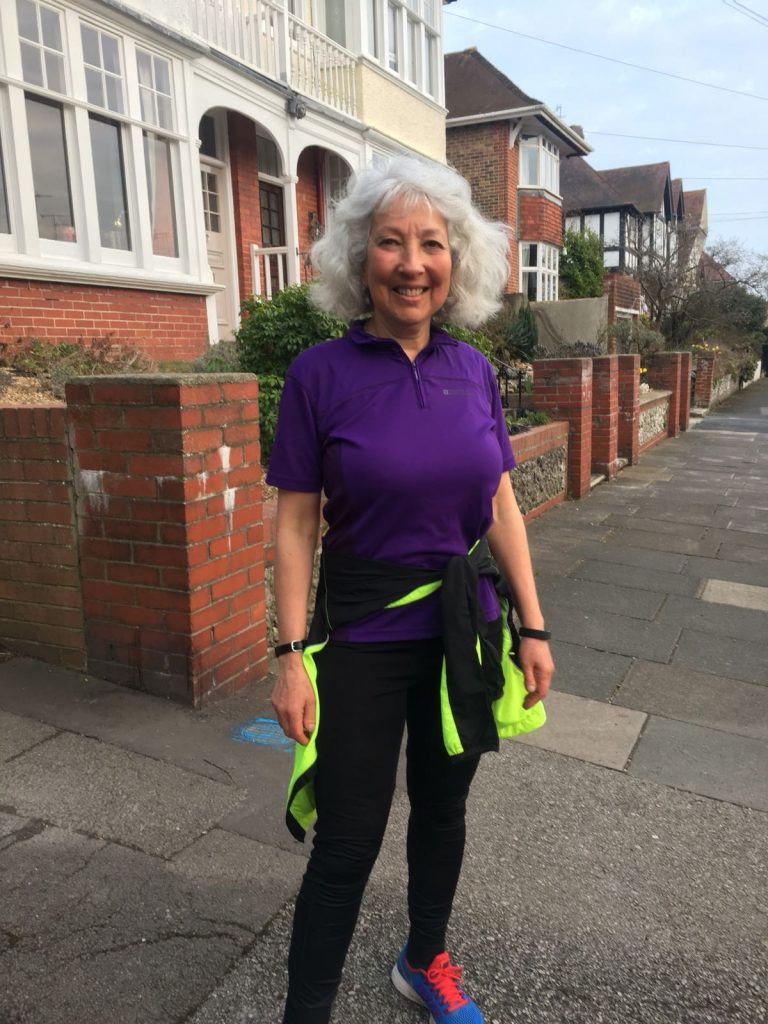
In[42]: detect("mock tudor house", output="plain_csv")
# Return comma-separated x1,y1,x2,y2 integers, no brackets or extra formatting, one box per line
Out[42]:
444,47,591,302
0,0,454,358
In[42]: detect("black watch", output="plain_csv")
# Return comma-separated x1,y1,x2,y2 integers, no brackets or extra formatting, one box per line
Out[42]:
274,639,307,657
518,626,552,641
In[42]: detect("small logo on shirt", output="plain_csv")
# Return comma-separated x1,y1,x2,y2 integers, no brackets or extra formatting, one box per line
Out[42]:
442,388,472,396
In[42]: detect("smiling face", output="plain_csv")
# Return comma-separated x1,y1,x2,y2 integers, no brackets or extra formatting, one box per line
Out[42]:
362,194,452,350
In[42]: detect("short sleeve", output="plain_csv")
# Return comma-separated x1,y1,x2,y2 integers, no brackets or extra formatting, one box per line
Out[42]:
485,359,516,471
265,373,323,491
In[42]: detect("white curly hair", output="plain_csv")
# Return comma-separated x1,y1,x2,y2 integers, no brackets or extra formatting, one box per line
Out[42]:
309,156,510,328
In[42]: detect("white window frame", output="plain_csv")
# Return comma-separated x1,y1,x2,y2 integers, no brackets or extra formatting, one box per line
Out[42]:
0,3,190,277
520,241,559,302
379,0,441,101
519,134,560,197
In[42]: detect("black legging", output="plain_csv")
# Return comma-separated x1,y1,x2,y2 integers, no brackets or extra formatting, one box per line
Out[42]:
282,638,481,1024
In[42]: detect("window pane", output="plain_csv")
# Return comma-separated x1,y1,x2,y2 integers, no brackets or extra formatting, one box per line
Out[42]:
102,34,120,74
16,0,39,42
153,56,171,95
26,96,76,242
525,271,537,302
137,50,153,87
408,17,418,82
85,66,104,106
81,25,101,67
388,3,398,71
143,131,178,257
366,0,378,56
40,6,62,49
424,0,436,25
44,51,65,93
425,32,437,96
90,116,130,250
0,135,10,234
521,145,538,186
20,42,44,86
105,75,123,113
156,95,173,130
256,135,280,177
199,115,217,158
139,86,154,123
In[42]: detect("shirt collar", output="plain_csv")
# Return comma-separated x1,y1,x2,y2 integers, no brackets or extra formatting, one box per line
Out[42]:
347,319,460,349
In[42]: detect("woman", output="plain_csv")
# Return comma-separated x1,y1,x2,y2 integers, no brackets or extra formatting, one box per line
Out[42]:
267,156,554,1024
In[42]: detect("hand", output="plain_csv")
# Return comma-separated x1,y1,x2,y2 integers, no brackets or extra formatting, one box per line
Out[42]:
271,656,316,745
518,637,555,709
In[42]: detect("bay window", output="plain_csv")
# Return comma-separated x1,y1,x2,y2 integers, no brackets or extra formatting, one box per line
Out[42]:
382,0,440,99
521,242,559,302
519,135,560,195
1,3,188,271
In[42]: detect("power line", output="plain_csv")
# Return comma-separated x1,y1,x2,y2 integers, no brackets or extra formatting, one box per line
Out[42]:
587,130,768,151
712,210,768,216
684,176,768,181
722,0,768,28
444,10,768,102
710,214,768,221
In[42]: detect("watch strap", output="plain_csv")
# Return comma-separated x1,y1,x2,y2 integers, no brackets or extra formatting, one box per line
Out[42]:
274,639,307,657
518,626,552,641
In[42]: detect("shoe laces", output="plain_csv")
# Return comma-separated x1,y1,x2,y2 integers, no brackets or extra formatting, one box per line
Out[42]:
424,953,468,1012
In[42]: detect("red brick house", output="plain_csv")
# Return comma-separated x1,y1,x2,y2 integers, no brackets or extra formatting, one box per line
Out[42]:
444,48,590,301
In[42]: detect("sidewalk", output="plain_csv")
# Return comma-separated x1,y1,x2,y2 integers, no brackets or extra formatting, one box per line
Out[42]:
1,381,767,1024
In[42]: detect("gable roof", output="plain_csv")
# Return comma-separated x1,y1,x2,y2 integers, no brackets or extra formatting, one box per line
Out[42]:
561,156,635,214
598,162,672,216
671,178,685,219
684,189,706,227
444,48,590,156
444,48,539,117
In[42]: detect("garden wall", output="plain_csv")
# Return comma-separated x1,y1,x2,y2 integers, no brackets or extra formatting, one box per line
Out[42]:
639,390,670,452
0,405,85,668
510,422,569,519
0,375,268,706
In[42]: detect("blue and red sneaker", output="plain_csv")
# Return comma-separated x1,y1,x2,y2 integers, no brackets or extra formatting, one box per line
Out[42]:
391,946,484,1023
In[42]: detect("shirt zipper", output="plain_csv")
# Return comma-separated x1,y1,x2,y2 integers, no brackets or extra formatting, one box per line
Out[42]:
411,359,426,408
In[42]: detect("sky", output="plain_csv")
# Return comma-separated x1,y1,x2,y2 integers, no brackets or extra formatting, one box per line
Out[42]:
442,0,768,257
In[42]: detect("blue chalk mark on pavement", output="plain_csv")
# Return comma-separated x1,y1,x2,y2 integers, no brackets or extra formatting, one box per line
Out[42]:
231,716,294,752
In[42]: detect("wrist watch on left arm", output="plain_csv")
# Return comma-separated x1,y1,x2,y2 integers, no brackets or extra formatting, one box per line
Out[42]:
518,626,552,641
274,639,307,657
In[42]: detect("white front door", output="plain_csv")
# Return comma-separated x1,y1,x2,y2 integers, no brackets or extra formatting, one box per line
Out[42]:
201,159,235,341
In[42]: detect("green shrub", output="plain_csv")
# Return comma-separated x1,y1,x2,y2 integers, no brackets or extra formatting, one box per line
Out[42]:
560,228,605,298
0,336,155,398
442,322,495,359
192,340,242,373
235,284,346,377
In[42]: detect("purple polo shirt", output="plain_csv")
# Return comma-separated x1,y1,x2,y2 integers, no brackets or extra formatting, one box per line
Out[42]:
266,321,516,641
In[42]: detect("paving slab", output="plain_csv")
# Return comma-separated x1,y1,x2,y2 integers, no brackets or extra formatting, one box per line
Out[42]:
684,553,768,588
614,661,768,741
0,710,56,761
605,529,721,557
701,578,768,612
516,690,645,769
191,744,768,1024
618,505,722,528
674,628,768,687
572,558,701,597
728,489,768,508
717,540,768,563
628,716,768,811
545,603,680,662
576,540,687,574
535,574,665,621
657,594,768,645
0,818,304,1024
547,640,633,701
0,732,246,857
601,513,706,539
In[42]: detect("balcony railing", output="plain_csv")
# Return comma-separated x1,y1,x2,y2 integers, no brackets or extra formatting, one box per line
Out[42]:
251,244,290,299
191,0,357,118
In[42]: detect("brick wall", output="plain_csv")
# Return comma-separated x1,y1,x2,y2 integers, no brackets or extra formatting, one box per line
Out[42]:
617,354,640,465
0,405,85,668
603,273,641,323
0,279,208,362
592,355,619,479
228,111,262,302
65,374,267,706
532,358,593,499
693,352,715,407
447,123,519,290
519,194,562,247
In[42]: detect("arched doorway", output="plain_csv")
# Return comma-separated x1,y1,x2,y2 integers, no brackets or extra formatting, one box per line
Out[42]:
295,145,352,280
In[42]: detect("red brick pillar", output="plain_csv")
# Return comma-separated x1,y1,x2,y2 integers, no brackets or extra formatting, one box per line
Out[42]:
591,355,619,479
694,352,715,408
66,374,267,707
679,351,692,431
533,358,593,499
617,354,640,465
647,353,682,438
